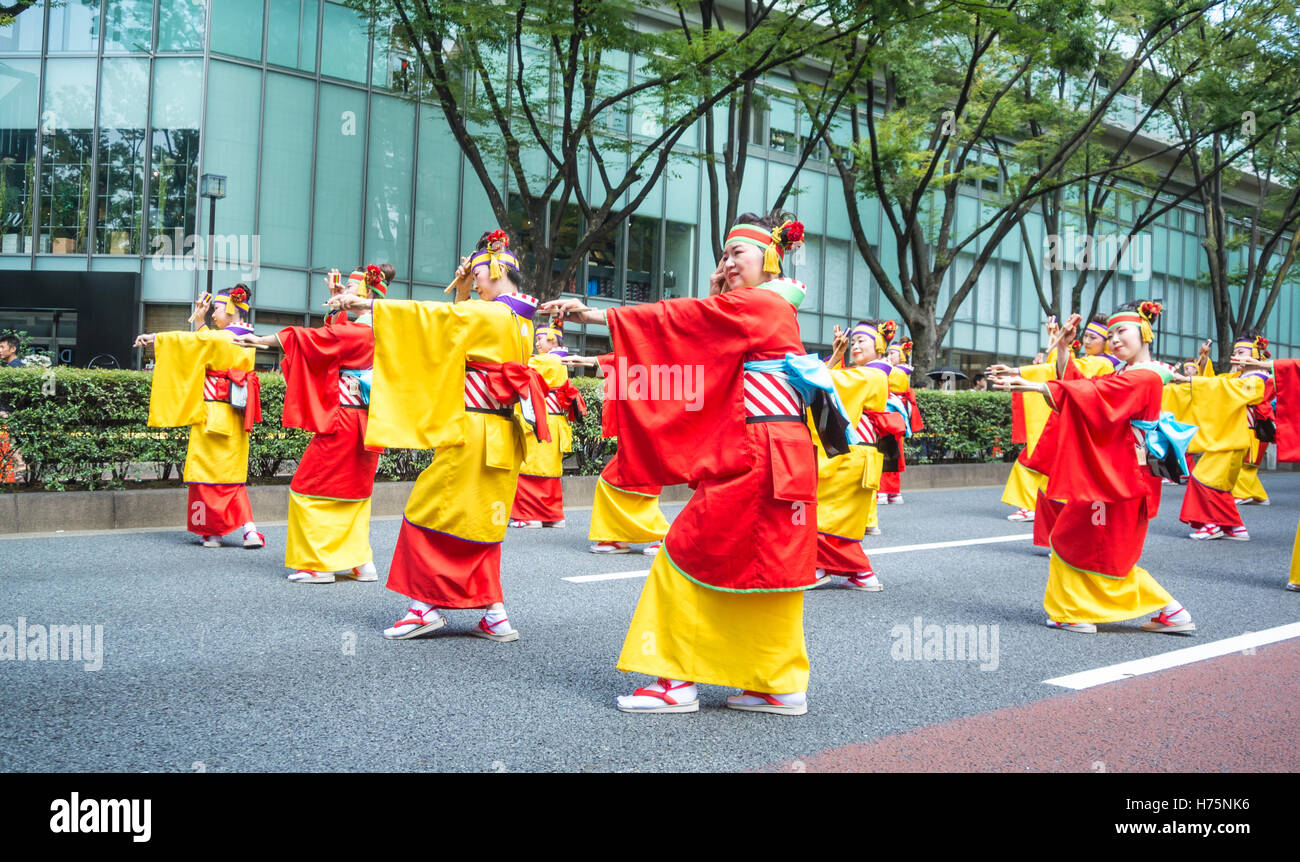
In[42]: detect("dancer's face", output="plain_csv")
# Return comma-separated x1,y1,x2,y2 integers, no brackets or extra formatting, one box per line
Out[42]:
1108,323,1146,363
212,301,238,329
1081,330,1106,355
1232,343,1254,360
849,333,877,365
721,240,768,290
535,332,558,354
472,267,509,301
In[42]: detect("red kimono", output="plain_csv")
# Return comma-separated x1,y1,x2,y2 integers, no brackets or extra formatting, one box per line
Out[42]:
1034,366,1167,577
604,285,817,592
279,320,383,500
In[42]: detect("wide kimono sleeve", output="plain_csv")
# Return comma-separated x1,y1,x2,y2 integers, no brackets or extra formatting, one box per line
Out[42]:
364,299,472,450
278,320,374,434
147,329,253,429
1074,354,1118,378
1041,369,1163,503
602,287,791,487
1274,359,1300,461
831,365,889,427
528,351,568,389
1163,375,1264,454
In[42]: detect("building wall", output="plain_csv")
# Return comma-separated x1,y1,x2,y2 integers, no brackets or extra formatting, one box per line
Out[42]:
1,0,1296,369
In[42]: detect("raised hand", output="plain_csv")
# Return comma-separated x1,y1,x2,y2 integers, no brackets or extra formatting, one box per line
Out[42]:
708,260,727,296
133,333,156,348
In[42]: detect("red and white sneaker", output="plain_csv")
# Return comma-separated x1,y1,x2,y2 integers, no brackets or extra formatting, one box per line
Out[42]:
1188,525,1223,540
1222,526,1250,541
888,494,904,505
242,530,266,549
1007,508,1034,522
616,678,699,713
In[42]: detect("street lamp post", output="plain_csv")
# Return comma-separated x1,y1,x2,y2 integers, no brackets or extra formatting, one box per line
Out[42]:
199,174,227,303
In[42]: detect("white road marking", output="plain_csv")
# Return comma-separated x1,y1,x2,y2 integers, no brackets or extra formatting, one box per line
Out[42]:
1043,622,1300,690
562,533,1033,583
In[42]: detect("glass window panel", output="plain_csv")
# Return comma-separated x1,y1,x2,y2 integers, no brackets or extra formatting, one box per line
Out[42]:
549,200,581,292
364,93,414,277
211,0,264,62
851,247,875,319
977,264,996,321
95,58,149,254
0,0,46,53
0,59,40,255
626,214,659,303
252,73,314,269
662,219,693,300
412,105,459,284
158,0,207,52
103,0,153,52
321,0,368,84
998,260,1015,323
371,13,417,93
47,0,100,53
202,62,261,262
268,0,318,72
768,96,796,154
149,58,201,253
790,236,821,311
39,59,97,254
251,266,307,311
312,83,366,269
824,237,848,316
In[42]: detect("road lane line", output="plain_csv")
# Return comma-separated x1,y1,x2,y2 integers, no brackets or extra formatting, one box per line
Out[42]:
562,533,1033,583
1043,622,1300,690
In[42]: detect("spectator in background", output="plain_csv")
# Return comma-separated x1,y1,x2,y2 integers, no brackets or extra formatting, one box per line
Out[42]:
972,373,988,391
1,334,22,367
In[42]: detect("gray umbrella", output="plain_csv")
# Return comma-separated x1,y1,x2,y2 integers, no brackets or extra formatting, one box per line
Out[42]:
925,366,970,380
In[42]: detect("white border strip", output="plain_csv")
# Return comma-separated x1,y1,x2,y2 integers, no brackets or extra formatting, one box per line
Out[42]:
562,533,1033,583
1043,622,1300,690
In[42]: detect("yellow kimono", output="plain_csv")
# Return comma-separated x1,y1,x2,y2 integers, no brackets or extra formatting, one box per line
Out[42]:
365,297,537,608
1002,362,1057,511
511,350,571,522
1166,368,1265,530
816,365,889,543
148,328,258,536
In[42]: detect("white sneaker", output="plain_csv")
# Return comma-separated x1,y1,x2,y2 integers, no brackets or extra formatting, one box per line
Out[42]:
725,690,808,715
200,535,221,548
1007,508,1034,522
616,678,699,713
865,526,882,536
641,541,662,556
876,492,888,504
888,494,904,505
1046,620,1097,634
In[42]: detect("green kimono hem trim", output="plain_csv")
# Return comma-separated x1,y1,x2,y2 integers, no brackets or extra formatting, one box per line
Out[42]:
596,477,658,498
1049,546,1126,580
289,490,370,504
662,546,813,594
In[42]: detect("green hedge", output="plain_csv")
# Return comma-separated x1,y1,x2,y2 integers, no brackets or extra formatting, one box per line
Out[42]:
905,390,1019,464
0,369,1015,491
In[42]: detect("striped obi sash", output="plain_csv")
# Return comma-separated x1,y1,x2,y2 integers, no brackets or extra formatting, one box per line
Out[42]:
201,369,262,431
544,391,563,415
464,367,508,414
743,368,805,422
854,411,878,444
339,368,371,409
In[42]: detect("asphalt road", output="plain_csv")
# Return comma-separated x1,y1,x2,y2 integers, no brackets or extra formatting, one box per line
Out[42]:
1,474,1296,773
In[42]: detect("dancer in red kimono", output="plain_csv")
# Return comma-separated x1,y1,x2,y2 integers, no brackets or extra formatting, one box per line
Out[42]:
543,212,853,714
235,267,386,583
990,303,1197,635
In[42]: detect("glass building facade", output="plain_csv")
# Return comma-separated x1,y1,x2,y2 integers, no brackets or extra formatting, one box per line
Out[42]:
1,0,1296,368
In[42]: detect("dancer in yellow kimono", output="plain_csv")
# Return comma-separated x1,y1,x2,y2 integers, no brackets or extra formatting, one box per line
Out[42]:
509,323,585,528
1228,333,1275,506
1169,334,1267,541
327,231,550,642
817,323,891,590
134,286,265,549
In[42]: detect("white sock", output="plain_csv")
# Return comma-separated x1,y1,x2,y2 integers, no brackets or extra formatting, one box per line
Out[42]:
484,608,511,631
410,600,434,614
1162,602,1191,624
242,521,257,534
358,561,377,576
